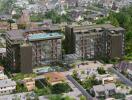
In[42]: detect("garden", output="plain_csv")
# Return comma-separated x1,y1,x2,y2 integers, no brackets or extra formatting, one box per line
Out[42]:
35,79,72,96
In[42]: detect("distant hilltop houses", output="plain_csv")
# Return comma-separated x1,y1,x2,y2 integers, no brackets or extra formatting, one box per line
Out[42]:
11,0,132,14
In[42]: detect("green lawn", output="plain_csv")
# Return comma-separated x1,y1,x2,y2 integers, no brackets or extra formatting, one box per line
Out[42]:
12,73,37,81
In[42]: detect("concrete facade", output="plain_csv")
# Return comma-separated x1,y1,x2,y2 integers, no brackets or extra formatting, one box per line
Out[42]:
6,27,62,73
64,24,125,60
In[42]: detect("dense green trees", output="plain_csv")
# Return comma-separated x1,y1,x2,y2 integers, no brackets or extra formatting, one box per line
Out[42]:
112,93,125,99
30,10,70,23
30,13,46,22
82,76,100,90
51,83,72,94
45,10,70,23
109,12,119,27
34,87,51,96
0,0,16,13
15,83,28,93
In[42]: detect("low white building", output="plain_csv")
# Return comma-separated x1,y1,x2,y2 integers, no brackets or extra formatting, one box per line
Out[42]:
0,92,36,100
96,74,116,84
0,72,8,80
0,79,16,95
0,66,7,80
92,83,116,97
0,48,6,59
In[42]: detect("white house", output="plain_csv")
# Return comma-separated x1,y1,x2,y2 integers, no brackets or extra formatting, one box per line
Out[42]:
0,48,6,59
0,79,16,95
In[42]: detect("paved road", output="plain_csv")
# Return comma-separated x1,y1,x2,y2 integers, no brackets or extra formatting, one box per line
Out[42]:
64,78,82,100
110,68,132,87
39,96,48,100
67,75,96,100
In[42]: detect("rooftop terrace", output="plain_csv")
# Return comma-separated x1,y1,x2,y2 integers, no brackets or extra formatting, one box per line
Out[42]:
68,24,124,32
6,26,61,41
0,79,16,88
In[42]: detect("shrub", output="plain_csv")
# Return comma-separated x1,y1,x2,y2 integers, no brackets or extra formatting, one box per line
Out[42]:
97,67,106,75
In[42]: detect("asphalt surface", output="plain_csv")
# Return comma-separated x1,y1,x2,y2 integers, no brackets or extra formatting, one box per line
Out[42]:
110,67,132,87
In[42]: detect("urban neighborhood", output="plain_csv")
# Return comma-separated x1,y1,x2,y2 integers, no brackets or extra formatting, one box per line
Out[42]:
0,0,132,100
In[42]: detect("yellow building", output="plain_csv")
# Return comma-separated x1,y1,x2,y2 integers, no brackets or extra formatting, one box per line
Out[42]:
23,77,35,91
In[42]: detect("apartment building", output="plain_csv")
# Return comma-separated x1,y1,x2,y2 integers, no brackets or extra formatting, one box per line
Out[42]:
65,24,125,60
6,27,62,73
0,79,16,95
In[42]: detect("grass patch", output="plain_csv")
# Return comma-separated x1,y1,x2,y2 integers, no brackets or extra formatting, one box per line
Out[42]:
48,94,75,100
112,93,125,99
12,73,37,81
34,87,51,96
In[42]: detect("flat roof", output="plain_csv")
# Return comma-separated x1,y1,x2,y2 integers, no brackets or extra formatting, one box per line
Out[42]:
6,30,25,40
6,26,61,41
6,27,62,41
68,24,114,29
0,79,16,88
28,32,62,41
0,48,6,53
25,25,61,32
76,32,102,36
104,83,116,90
93,83,116,92
93,84,105,92
0,92,33,100
44,72,66,84
67,24,124,32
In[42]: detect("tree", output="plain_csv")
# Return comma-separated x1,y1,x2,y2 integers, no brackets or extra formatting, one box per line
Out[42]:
51,83,72,94
13,95,21,100
34,87,51,96
129,89,132,94
82,76,100,90
7,19,15,30
72,70,78,79
64,96,75,100
0,0,16,13
97,67,106,74
80,95,87,100
109,12,119,27
26,93,31,100
49,95,62,100
15,83,28,93
112,93,125,99
18,24,27,29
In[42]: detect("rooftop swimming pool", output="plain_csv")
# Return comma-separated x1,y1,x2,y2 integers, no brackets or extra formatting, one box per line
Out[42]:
33,66,63,74
28,32,62,41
